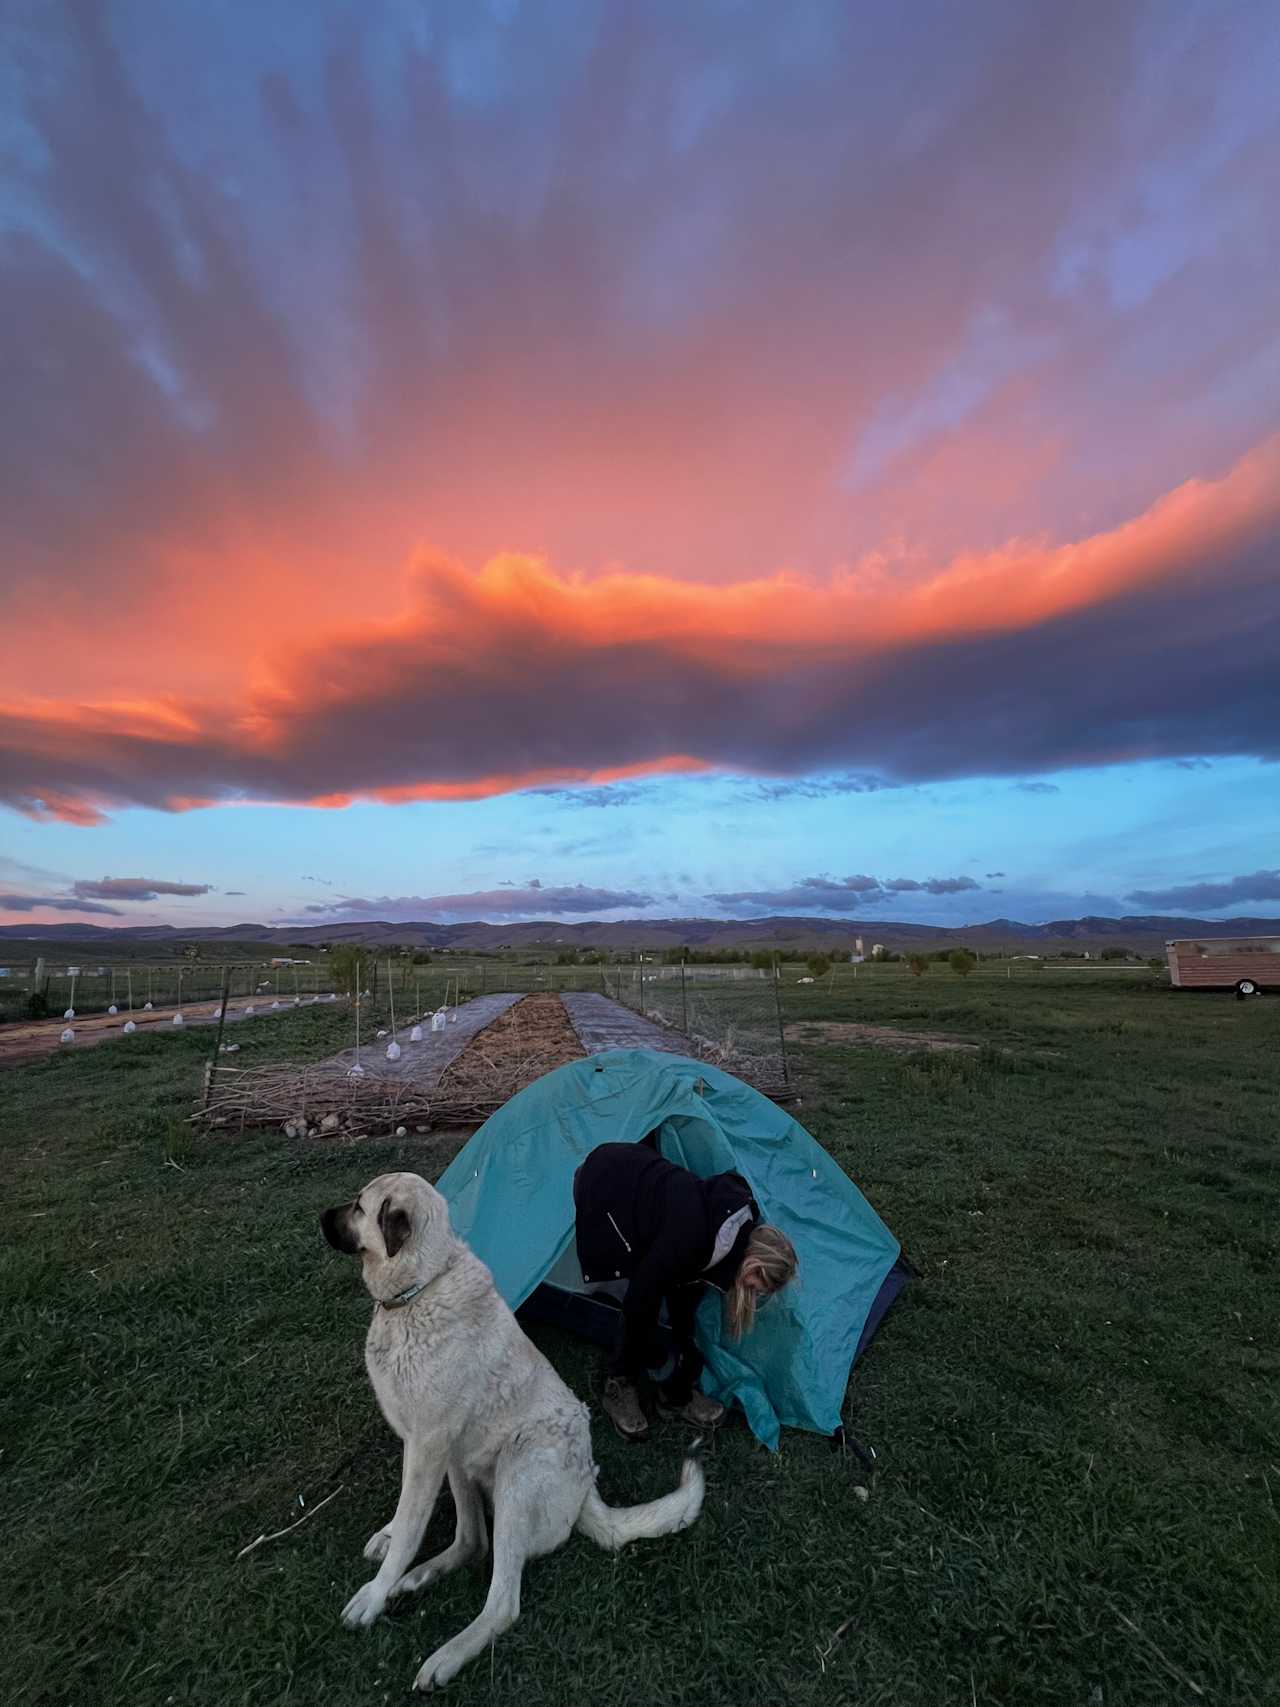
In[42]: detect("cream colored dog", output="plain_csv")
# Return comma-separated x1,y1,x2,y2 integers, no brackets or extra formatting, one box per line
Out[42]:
320,1171,704,1691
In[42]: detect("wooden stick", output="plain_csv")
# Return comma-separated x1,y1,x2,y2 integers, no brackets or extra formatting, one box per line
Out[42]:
234,1483,345,1560
204,963,232,1109
773,962,789,1085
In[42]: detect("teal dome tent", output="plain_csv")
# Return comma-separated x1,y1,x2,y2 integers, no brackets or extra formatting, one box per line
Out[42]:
436,1048,907,1450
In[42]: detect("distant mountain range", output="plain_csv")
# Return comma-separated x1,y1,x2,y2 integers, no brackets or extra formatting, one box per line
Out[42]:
2,914,1278,956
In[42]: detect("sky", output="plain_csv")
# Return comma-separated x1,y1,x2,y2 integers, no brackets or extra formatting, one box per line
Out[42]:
1,0,1278,932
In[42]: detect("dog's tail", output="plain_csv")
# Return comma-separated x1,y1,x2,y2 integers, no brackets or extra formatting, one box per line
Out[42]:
574,1444,705,1552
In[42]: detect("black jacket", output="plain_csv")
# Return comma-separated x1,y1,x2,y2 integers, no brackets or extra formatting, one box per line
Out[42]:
574,1138,758,1374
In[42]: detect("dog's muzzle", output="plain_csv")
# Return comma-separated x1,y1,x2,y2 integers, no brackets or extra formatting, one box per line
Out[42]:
321,1204,361,1255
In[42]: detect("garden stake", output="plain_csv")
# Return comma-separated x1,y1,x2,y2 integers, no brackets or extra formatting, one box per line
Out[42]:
204,963,232,1109
773,963,789,1085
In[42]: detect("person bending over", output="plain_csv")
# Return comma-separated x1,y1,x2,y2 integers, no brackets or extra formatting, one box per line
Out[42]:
573,1136,798,1441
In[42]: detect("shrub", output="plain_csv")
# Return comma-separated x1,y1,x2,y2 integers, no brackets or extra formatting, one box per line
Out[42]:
329,946,369,997
806,955,831,979
948,949,977,978
908,954,929,978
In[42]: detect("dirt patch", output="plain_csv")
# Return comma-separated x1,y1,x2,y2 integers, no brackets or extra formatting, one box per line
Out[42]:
787,1021,984,1054
437,992,585,1101
0,996,331,1069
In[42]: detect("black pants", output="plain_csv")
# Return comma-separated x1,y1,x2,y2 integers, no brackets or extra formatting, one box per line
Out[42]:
576,1159,703,1404
607,1314,704,1405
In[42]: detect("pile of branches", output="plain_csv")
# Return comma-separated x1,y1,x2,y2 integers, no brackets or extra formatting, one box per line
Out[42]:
196,993,588,1138
196,1052,566,1137
642,1007,789,1098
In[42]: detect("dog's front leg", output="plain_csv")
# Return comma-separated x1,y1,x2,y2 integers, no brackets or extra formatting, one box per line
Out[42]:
342,1434,447,1630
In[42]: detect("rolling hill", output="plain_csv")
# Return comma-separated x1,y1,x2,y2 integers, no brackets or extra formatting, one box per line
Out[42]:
2,914,1277,957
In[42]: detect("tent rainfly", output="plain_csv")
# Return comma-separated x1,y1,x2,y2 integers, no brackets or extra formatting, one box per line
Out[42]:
436,1048,908,1450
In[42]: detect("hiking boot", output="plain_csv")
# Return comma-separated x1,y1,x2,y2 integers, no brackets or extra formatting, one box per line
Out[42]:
657,1389,726,1429
602,1376,649,1442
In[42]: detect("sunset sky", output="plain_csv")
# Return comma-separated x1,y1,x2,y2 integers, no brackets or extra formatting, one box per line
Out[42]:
2,1,1278,931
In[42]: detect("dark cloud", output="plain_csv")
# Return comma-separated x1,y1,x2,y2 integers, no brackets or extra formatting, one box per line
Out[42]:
3,437,1278,823
0,893,122,916
292,883,656,923
72,877,212,901
708,873,980,913
1,6,1278,823
746,775,889,802
986,871,1006,879
0,873,208,917
885,876,981,895
225,890,246,896
1126,870,1280,912
534,785,647,809
1173,758,1213,771
1014,782,1061,795
301,875,334,886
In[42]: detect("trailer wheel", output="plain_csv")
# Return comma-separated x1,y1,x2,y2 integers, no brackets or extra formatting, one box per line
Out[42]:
1235,979,1258,999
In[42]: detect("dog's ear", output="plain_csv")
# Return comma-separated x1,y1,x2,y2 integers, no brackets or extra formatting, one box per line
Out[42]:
378,1196,412,1259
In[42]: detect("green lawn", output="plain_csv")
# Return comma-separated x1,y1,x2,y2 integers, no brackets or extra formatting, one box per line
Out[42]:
1,979,1276,1705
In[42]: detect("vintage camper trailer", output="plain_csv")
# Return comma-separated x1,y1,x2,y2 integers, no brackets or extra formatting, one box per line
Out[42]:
1165,936,1278,998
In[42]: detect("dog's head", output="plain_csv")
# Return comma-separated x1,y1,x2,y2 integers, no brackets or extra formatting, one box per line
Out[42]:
320,1171,453,1301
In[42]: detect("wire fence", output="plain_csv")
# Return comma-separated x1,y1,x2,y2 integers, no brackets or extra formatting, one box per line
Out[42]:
1,949,1163,1042
0,958,333,1023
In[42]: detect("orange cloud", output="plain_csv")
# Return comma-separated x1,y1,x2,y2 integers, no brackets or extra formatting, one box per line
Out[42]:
2,435,1278,822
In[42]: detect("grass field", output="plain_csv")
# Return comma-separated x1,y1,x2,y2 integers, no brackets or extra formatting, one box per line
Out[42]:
2,976,1277,1706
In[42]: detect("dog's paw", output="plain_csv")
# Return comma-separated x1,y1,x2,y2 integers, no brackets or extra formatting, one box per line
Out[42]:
414,1642,466,1691
363,1525,392,1562
393,1561,436,1596
341,1580,388,1629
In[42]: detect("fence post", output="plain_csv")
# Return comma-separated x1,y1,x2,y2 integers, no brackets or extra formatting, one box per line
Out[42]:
681,958,688,1035
772,964,789,1086
204,963,232,1109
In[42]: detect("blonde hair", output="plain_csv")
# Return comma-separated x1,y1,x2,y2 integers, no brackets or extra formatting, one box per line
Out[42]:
726,1224,798,1340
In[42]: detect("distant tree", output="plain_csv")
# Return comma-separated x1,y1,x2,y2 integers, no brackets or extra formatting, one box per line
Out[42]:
411,950,433,964
750,950,779,971
948,949,977,978
908,954,929,978
806,954,831,979
330,946,369,997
